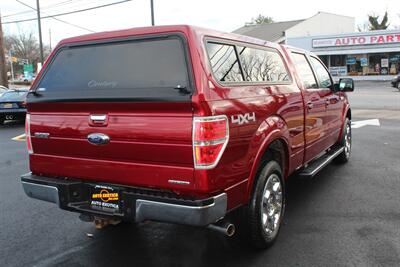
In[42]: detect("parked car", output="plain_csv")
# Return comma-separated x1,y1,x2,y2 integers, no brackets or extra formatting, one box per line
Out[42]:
0,85,8,96
0,88,28,124
14,75,35,84
391,74,400,89
21,25,353,249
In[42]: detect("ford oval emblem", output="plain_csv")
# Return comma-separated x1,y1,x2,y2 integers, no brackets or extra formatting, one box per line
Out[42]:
87,133,110,145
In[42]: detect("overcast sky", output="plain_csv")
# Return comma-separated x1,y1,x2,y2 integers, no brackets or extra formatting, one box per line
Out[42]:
1,0,400,46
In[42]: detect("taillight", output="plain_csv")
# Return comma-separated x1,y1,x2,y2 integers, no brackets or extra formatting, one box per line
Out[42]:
193,115,229,169
25,114,33,154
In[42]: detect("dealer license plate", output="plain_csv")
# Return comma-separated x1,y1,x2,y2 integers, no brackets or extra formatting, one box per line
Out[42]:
90,185,120,212
2,103,13,108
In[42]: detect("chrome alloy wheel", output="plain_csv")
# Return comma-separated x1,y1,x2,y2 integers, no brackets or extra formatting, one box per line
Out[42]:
344,122,352,158
260,173,283,238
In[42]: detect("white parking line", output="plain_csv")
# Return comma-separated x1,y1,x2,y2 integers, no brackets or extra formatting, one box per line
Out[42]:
352,119,380,129
12,134,26,141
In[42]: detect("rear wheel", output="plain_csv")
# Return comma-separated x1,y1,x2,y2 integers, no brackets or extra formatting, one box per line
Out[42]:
242,160,285,249
334,118,351,163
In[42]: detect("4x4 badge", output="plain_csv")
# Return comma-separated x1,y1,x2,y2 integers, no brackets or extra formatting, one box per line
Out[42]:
231,112,256,125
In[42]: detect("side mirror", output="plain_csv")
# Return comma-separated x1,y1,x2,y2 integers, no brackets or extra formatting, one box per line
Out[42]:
334,78,354,92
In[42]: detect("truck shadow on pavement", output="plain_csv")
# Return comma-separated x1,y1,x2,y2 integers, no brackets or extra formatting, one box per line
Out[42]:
55,165,340,267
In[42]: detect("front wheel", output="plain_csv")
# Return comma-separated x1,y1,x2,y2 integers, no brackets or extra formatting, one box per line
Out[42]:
334,118,351,163
244,160,285,249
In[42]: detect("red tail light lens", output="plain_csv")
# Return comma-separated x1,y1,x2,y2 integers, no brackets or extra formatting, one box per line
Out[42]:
25,114,33,154
193,119,227,141
193,115,229,169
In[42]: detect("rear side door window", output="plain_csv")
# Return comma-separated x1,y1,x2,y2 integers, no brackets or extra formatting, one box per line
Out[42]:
205,43,243,82
309,57,333,89
237,46,290,82
291,52,318,89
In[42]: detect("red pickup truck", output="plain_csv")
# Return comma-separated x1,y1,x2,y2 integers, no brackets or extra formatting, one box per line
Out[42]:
21,25,353,249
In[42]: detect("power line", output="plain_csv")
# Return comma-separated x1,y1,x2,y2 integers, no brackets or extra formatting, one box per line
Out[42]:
46,14,95,33
3,0,81,18
15,0,95,33
2,0,133,24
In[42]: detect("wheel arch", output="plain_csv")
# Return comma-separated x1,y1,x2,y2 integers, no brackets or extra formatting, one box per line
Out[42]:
245,116,291,202
338,107,351,141
346,107,352,120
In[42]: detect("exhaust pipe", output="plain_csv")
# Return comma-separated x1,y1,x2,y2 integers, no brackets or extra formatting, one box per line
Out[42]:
78,214,121,229
207,222,235,237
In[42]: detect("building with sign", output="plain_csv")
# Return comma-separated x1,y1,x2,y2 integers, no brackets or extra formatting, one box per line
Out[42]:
234,12,400,78
234,12,354,44
288,29,400,77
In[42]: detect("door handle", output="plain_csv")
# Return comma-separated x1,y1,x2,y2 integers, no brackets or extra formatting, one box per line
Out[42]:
307,101,313,110
89,114,108,127
325,99,330,106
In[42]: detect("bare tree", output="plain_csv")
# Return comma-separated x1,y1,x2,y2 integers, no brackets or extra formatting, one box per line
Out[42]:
5,31,39,63
4,30,50,74
357,21,369,32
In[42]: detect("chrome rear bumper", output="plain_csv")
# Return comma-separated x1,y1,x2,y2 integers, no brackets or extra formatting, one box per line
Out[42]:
135,194,227,226
21,173,227,226
22,181,60,205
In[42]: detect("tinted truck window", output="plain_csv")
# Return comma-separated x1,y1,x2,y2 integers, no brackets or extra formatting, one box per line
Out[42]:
206,43,243,82
237,46,290,82
32,37,191,101
291,53,318,89
310,57,332,88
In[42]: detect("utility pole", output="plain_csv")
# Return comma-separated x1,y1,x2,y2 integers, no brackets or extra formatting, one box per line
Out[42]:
49,28,52,51
0,14,8,88
36,0,44,64
9,51,14,84
150,0,155,26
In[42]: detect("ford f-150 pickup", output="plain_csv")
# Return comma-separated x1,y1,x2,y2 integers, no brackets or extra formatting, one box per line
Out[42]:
21,25,354,249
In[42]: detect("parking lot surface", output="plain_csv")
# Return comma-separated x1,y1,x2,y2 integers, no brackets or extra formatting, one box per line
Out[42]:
1,81,399,266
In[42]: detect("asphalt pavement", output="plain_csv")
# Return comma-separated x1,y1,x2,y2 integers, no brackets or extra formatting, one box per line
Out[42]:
348,81,400,111
0,81,399,267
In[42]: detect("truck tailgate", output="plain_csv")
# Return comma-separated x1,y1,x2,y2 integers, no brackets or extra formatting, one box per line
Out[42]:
29,102,195,190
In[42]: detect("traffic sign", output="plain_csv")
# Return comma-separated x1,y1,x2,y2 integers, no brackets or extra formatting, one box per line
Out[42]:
23,64,34,72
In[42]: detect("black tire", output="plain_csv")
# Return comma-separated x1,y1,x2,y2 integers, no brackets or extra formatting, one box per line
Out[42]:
241,160,285,249
334,118,351,164
0,117,4,125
